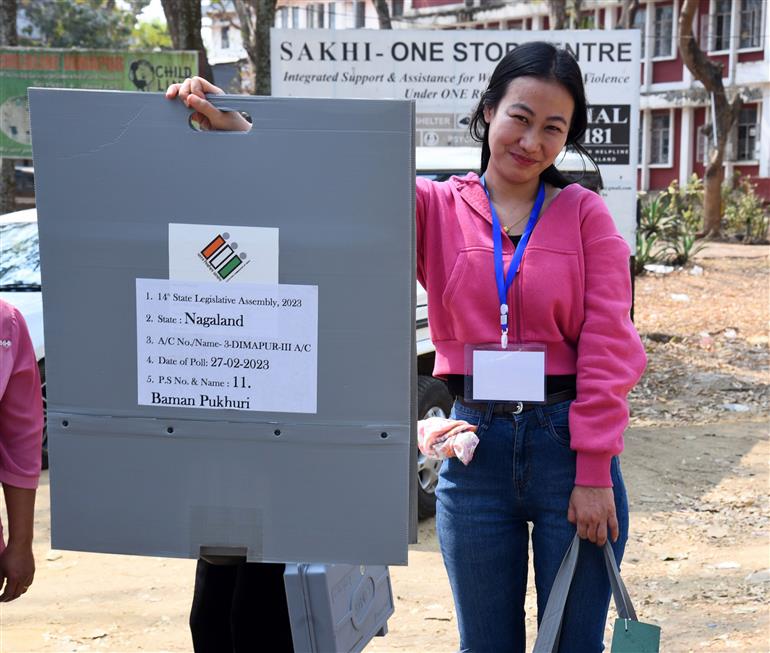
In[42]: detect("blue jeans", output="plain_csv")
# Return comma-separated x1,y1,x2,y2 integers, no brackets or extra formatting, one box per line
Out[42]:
436,399,629,653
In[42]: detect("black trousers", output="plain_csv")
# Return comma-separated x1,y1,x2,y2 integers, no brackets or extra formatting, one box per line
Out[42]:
189,559,295,653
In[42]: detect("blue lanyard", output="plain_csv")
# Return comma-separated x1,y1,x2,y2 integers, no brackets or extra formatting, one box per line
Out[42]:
480,176,546,348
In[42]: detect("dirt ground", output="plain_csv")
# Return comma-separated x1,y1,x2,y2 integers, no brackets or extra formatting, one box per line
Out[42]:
0,244,768,653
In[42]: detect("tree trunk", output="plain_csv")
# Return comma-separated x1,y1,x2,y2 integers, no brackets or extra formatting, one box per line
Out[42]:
232,0,276,95
703,156,724,236
254,0,276,95
0,158,14,215
160,0,214,82
0,0,18,214
374,0,392,29
678,0,742,238
617,0,639,28
547,0,567,29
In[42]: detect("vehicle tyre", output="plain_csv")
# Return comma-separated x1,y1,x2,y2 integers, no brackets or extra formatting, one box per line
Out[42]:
40,361,48,470
417,375,453,520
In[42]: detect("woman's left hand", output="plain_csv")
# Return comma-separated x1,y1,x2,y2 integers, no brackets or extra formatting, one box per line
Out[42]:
165,76,252,132
568,486,618,547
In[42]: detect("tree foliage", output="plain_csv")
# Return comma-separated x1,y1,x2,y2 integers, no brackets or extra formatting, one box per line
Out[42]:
19,0,134,49
131,18,172,50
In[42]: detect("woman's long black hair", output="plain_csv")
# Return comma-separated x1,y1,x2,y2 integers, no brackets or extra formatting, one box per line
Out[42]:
469,41,600,189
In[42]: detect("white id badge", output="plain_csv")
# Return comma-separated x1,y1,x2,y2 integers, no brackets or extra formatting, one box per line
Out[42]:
463,343,546,402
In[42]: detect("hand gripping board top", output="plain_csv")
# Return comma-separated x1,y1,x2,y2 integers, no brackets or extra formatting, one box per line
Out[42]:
29,88,416,564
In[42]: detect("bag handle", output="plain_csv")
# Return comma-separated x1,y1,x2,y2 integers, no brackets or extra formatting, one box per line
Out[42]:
532,534,638,653
603,537,637,621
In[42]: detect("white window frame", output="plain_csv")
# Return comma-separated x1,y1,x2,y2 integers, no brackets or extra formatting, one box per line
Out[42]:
649,109,674,168
633,5,646,59
707,0,733,53
278,6,288,29
291,6,300,28
328,3,336,29
651,0,678,62
734,104,760,162
737,0,765,52
637,111,645,167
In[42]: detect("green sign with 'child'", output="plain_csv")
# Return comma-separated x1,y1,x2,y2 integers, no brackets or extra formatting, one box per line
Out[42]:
0,47,198,158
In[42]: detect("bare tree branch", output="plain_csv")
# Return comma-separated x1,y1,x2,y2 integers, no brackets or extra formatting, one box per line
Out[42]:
678,0,743,237
570,0,583,28
374,0,392,29
210,0,242,31
547,0,567,29
617,0,639,29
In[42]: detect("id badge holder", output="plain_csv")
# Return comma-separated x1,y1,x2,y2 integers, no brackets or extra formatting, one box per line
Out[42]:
463,342,547,403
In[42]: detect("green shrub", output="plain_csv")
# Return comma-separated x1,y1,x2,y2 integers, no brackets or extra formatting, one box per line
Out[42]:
634,229,659,275
723,173,769,244
636,176,706,269
661,175,704,235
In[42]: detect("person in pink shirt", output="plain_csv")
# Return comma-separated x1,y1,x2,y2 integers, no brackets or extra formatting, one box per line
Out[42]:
0,299,43,602
167,41,646,652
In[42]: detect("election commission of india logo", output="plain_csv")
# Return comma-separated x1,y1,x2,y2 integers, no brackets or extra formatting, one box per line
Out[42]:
199,232,250,281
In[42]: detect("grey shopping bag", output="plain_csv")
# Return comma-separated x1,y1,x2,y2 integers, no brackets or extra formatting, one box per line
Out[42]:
533,534,661,653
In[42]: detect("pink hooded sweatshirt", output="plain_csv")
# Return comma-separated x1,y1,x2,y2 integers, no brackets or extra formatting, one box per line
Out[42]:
0,300,43,552
416,173,646,487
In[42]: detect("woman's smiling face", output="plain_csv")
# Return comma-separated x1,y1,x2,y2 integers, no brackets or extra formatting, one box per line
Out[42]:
483,76,575,187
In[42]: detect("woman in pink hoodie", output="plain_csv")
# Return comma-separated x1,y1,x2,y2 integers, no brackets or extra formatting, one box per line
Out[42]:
168,41,645,652
415,42,646,653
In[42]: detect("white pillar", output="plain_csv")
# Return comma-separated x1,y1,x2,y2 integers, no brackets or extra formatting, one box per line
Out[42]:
679,106,694,185
760,89,770,177
641,109,651,190
728,0,740,83
643,1,653,90
605,2,616,29
532,14,543,30
682,0,693,85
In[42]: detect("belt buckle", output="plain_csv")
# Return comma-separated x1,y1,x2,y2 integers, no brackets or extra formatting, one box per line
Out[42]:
512,401,524,415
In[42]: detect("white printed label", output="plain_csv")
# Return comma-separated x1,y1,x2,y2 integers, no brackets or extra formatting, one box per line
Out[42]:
137,278,317,413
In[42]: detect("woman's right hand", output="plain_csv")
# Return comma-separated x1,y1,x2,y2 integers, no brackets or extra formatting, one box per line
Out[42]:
165,76,251,132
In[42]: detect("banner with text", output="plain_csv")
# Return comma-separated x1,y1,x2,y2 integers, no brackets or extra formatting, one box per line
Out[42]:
271,29,640,247
0,48,197,158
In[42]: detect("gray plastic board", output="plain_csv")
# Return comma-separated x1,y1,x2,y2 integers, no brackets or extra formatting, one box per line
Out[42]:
29,88,415,564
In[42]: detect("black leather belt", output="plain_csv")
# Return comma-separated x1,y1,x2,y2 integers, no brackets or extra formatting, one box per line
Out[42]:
455,389,576,415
